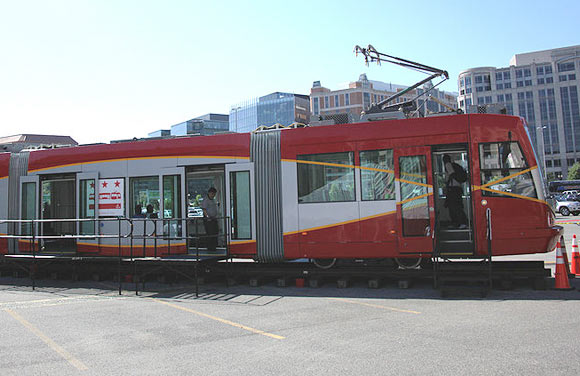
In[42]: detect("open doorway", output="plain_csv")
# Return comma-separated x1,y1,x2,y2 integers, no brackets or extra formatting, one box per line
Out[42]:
40,174,76,253
186,166,225,253
432,147,474,256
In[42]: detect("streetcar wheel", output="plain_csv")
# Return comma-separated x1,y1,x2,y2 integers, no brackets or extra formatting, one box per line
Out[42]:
560,207,570,216
312,258,337,269
395,257,422,269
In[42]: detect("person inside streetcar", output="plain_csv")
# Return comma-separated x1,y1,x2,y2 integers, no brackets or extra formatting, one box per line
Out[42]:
443,154,468,229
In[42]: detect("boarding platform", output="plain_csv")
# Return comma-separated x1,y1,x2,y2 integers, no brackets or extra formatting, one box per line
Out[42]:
0,217,232,296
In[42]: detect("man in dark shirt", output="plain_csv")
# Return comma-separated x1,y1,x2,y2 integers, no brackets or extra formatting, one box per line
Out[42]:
200,187,219,251
443,154,468,229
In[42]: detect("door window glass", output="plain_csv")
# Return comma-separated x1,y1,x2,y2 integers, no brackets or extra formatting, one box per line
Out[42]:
40,176,76,252
230,171,252,240
21,182,36,236
185,169,224,249
80,179,95,235
162,175,182,237
399,155,430,236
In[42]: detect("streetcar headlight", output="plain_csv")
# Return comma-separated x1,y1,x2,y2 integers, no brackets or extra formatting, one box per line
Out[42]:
548,211,555,227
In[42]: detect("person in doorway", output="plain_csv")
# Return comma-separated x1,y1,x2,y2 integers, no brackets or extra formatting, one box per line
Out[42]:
200,187,219,252
443,154,468,229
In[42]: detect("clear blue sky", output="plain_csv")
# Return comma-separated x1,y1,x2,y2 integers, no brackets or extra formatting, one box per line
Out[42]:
1,0,579,144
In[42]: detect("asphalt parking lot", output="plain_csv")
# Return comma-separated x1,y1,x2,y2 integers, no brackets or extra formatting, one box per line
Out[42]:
1,215,579,375
1,272,580,375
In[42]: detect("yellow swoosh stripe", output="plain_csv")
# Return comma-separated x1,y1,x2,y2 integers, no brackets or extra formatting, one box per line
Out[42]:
295,160,355,169
480,166,536,188
396,178,432,188
479,187,547,204
398,192,432,206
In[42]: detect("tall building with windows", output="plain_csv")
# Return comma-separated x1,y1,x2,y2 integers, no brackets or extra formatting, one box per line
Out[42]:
229,92,310,133
458,45,580,179
310,74,457,122
148,113,230,138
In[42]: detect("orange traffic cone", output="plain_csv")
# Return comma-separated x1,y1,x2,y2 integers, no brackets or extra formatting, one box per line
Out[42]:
560,237,573,278
554,241,574,290
571,234,580,276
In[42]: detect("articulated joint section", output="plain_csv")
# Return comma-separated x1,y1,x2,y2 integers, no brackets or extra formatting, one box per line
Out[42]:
250,131,285,262
8,152,30,254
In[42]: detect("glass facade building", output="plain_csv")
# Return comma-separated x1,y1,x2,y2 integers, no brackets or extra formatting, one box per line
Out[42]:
148,114,229,139
147,129,171,138
229,92,310,133
169,114,229,137
458,45,580,179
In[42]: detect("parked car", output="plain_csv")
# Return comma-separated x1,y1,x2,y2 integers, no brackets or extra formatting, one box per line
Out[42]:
187,207,204,218
554,196,580,216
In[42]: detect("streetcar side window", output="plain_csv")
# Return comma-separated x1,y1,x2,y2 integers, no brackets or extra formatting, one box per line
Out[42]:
130,176,160,217
297,152,355,203
479,142,537,198
360,149,395,201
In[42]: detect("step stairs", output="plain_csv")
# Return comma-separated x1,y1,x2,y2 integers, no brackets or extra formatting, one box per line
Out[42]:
435,260,492,297
436,228,474,255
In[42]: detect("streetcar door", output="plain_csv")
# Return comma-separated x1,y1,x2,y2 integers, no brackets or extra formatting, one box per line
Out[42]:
77,172,98,252
185,166,225,253
225,163,256,246
18,175,40,254
40,174,77,253
395,147,434,255
432,149,474,256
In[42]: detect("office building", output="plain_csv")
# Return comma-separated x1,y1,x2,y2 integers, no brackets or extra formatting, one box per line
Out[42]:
148,114,230,139
229,92,310,133
147,129,171,138
458,45,580,179
310,74,457,122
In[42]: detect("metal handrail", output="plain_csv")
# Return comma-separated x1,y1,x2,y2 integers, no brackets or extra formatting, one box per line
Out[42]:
0,218,133,239
485,208,493,290
0,216,231,295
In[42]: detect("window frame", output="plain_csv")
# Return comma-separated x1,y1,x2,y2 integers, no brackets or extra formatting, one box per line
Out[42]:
297,151,356,204
129,175,160,218
359,149,395,202
478,141,537,199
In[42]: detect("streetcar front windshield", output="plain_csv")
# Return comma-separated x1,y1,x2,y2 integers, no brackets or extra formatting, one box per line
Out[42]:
523,119,547,198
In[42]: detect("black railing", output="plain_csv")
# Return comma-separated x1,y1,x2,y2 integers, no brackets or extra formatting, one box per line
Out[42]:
0,216,231,295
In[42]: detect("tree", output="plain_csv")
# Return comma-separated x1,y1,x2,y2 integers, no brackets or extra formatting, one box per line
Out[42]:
568,162,580,180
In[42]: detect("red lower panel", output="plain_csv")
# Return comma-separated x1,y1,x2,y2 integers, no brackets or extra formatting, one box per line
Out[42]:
282,242,300,259
299,241,399,259
360,214,398,242
0,239,7,254
229,242,256,256
492,227,561,256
